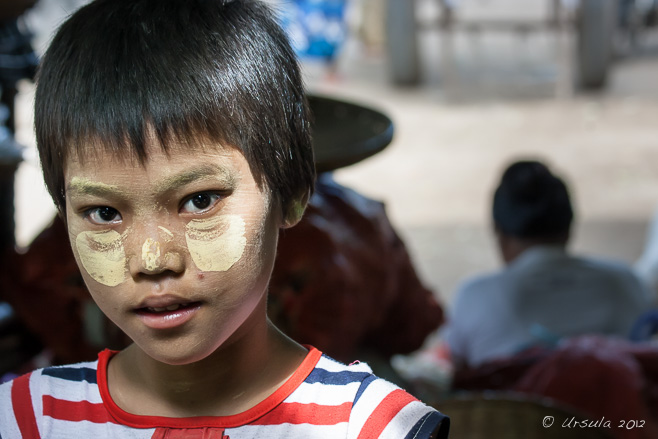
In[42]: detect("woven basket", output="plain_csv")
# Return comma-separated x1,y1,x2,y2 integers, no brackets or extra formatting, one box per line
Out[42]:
434,391,616,439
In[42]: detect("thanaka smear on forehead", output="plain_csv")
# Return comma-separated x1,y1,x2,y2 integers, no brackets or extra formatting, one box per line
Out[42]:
67,164,238,203
64,133,251,196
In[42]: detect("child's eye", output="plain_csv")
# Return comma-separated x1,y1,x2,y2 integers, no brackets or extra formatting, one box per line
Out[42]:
85,206,122,224
181,192,221,214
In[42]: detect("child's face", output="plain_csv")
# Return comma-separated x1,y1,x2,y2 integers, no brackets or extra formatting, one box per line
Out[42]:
64,138,282,365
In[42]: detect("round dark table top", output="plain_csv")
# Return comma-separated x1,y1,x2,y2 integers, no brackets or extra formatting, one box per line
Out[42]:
308,94,394,173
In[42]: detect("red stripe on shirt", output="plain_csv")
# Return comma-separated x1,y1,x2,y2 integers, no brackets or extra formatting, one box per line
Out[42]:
11,373,41,439
42,395,114,424
151,427,229,438
250,401,352,426
357,389,418,439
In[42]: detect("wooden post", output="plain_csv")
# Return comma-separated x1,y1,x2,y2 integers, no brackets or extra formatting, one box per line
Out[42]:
386,0,421,85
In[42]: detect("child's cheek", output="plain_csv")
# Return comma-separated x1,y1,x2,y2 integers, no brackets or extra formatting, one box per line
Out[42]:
75,230,128,286
185,214,247,272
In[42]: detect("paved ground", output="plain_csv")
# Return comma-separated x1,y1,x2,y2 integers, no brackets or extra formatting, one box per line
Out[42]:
12,5,658,310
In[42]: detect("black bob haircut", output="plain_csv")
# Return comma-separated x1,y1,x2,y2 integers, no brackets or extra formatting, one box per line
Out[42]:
35,0,315,218
492,160,573,239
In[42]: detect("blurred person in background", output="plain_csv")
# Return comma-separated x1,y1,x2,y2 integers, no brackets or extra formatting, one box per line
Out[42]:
444,160,653,368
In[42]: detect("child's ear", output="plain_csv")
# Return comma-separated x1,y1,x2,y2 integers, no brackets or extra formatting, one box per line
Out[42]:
282,191,310,229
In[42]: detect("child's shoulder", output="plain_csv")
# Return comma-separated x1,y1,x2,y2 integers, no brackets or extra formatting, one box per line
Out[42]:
296,352,449,439
1,357,100,394
298,354,375,398
314,354,375,377
0,358,101,403
0,358,102,437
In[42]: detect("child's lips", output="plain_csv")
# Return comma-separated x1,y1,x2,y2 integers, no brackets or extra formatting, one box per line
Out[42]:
135,294,198,310
134,302,202,330
134,295,202,329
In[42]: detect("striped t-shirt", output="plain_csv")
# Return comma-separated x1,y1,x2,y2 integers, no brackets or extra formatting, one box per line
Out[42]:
0,347,449,438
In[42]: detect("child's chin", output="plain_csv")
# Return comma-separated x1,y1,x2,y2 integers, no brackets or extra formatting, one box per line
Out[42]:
138,341,217,366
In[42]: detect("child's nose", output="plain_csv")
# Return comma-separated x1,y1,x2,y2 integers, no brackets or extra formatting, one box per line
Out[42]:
141,237,162,272
127,226,184,277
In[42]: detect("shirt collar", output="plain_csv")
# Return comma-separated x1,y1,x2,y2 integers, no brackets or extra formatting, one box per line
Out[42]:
508,245,567,271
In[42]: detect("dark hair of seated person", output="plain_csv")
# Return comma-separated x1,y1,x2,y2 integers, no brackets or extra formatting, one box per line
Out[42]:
492,160,574,262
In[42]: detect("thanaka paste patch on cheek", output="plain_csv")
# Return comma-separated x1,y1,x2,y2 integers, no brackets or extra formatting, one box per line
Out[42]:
75,230,127,286
185,214,246,272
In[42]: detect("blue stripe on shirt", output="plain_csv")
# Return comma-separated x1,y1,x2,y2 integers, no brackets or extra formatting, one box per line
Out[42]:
404,411,450,439
305,368,371,386
42,367,97,384
352,374,377,405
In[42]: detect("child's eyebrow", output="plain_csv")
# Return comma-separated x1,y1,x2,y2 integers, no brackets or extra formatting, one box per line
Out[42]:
67,177,121,198
153,165,236,194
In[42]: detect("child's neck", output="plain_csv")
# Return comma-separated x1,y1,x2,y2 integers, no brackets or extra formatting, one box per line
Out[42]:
107,320,306,418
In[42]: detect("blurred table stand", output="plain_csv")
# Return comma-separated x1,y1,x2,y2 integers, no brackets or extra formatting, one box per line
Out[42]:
386,0,619,94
